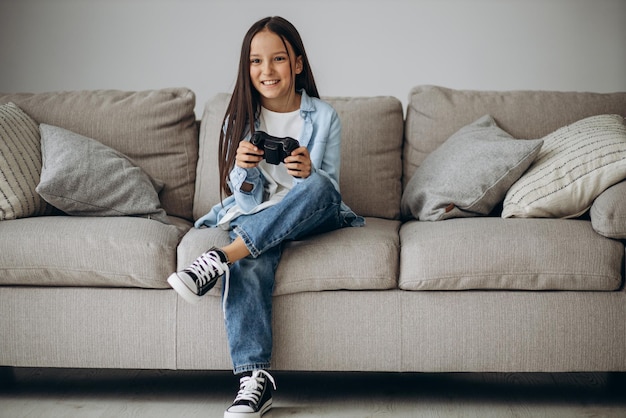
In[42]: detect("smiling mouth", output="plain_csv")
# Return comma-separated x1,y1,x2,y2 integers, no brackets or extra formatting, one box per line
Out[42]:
261,80,279,86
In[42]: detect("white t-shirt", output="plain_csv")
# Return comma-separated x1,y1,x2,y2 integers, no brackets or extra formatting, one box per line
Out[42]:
217,107,303,229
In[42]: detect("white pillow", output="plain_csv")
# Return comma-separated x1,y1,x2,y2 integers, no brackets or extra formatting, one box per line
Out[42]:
502,114,626,218
0,102,51,220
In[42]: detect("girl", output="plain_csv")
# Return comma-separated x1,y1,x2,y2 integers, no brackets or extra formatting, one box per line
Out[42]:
168,16,362,418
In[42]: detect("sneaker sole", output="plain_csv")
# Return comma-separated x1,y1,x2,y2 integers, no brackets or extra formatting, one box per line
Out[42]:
224,398,272,418
167,273,201,304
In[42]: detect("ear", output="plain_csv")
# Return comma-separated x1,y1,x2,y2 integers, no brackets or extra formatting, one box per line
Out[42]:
295,56,303,74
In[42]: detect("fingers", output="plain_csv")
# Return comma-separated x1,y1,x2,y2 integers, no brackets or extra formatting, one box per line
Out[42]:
284,146,311,178
236,142,311,178
236,141,264,168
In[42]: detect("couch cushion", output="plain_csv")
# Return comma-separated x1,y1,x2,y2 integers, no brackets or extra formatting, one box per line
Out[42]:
0,102,51,220
0,88,198,221
0,216,187,288
401,115,543,221
404,85,626,190
502,114,626,219
36,124,169,224
177,217,400,296
399,217,623,291
590,180,626,239
194,94,404,221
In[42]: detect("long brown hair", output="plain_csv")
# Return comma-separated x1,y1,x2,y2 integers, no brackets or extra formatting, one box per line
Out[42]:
218,16,319,198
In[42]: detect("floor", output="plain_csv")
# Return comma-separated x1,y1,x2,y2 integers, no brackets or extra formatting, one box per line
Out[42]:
1,368,625,417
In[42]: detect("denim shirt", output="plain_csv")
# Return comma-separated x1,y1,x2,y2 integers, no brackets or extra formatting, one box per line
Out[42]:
195,90,364,229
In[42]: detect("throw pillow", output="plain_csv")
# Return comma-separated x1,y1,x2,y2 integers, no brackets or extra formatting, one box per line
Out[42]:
400,115,543,221
589,180,626,239
0,102,51,220
36,124,169,224
502,114,626,219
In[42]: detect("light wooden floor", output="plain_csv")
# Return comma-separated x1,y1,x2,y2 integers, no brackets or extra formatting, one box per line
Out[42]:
1,368,625,417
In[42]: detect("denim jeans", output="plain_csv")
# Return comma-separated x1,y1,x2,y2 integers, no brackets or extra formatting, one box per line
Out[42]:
224,172,343,374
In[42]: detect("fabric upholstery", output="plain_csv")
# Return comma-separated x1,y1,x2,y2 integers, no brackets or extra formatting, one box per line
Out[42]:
0,216,184,288
0,102,51,220
399,217,623,291
401,115,543,221
404,85,626,190
37,124,169,224
177,217,400,296
398,289,626,372
590,180,626,239
502,114,626,218
0,287,177,369
173,288,626,372
0,89,198,220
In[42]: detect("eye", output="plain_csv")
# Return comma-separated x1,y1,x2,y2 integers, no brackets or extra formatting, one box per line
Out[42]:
274,55,287,62
250,58,261,65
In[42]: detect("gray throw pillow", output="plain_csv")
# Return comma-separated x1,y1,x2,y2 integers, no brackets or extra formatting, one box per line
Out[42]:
36,124,169,224
590,180,626,239
401,115,543,221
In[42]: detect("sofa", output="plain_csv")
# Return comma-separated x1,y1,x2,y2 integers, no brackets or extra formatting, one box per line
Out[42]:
1,85,626,375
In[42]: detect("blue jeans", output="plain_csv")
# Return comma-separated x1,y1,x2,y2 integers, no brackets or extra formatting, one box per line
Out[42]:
224,172,344,374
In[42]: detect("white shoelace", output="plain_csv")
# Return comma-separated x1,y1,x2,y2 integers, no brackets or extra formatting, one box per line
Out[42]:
186,251,230,317
234,370,276,405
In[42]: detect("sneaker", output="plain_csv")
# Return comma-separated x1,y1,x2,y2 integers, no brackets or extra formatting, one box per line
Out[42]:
224,370,276,418
167,248,229,304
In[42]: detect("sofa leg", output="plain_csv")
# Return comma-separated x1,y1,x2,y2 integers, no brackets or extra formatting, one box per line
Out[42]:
0,366,16,389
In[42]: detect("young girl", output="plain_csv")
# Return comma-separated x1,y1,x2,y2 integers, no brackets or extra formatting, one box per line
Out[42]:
168,16,362,418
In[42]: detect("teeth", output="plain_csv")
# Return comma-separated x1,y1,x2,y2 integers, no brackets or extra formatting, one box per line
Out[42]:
262,80,278,85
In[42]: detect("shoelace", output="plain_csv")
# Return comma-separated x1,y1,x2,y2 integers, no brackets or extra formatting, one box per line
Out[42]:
234,370,277,405
186,251,230,317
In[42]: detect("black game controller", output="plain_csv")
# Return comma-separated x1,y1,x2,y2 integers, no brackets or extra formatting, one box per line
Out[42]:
250,131,300,165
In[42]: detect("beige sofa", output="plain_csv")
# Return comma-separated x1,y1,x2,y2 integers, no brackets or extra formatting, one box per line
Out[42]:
1,85,626,374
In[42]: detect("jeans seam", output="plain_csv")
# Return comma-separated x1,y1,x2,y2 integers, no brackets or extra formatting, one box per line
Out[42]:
234,363,271,374
234,226,260,258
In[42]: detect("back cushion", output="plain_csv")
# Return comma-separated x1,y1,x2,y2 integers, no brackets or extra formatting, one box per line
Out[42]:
194,94,404,220
404,85,626,190
0,88,198,221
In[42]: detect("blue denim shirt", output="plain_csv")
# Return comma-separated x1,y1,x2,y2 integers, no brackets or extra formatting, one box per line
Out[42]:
195,90,364,229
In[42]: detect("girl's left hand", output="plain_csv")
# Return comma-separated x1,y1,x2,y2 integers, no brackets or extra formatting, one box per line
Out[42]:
284,146,312,178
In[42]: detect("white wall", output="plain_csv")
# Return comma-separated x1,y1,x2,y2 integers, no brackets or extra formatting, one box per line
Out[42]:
1,0,625,116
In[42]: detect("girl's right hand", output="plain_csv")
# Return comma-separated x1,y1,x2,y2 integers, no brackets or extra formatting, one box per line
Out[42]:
235,140,264,168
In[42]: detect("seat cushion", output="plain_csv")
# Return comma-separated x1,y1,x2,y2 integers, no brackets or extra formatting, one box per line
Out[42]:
399,217,623,291
0,216,187,288
177,218,400,296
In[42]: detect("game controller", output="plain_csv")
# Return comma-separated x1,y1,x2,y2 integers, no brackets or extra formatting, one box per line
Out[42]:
250,131,300,165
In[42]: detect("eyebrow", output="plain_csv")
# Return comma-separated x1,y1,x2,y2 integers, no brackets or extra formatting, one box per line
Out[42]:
250,50,288,57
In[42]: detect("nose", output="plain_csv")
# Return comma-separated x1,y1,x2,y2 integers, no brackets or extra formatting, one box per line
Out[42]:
261,60,273,75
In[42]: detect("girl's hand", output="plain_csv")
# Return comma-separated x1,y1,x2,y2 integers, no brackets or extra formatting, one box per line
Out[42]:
285,146,312,178
236,141,264,168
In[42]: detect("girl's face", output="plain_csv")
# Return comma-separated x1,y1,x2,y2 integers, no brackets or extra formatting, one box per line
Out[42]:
249,29,303,112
